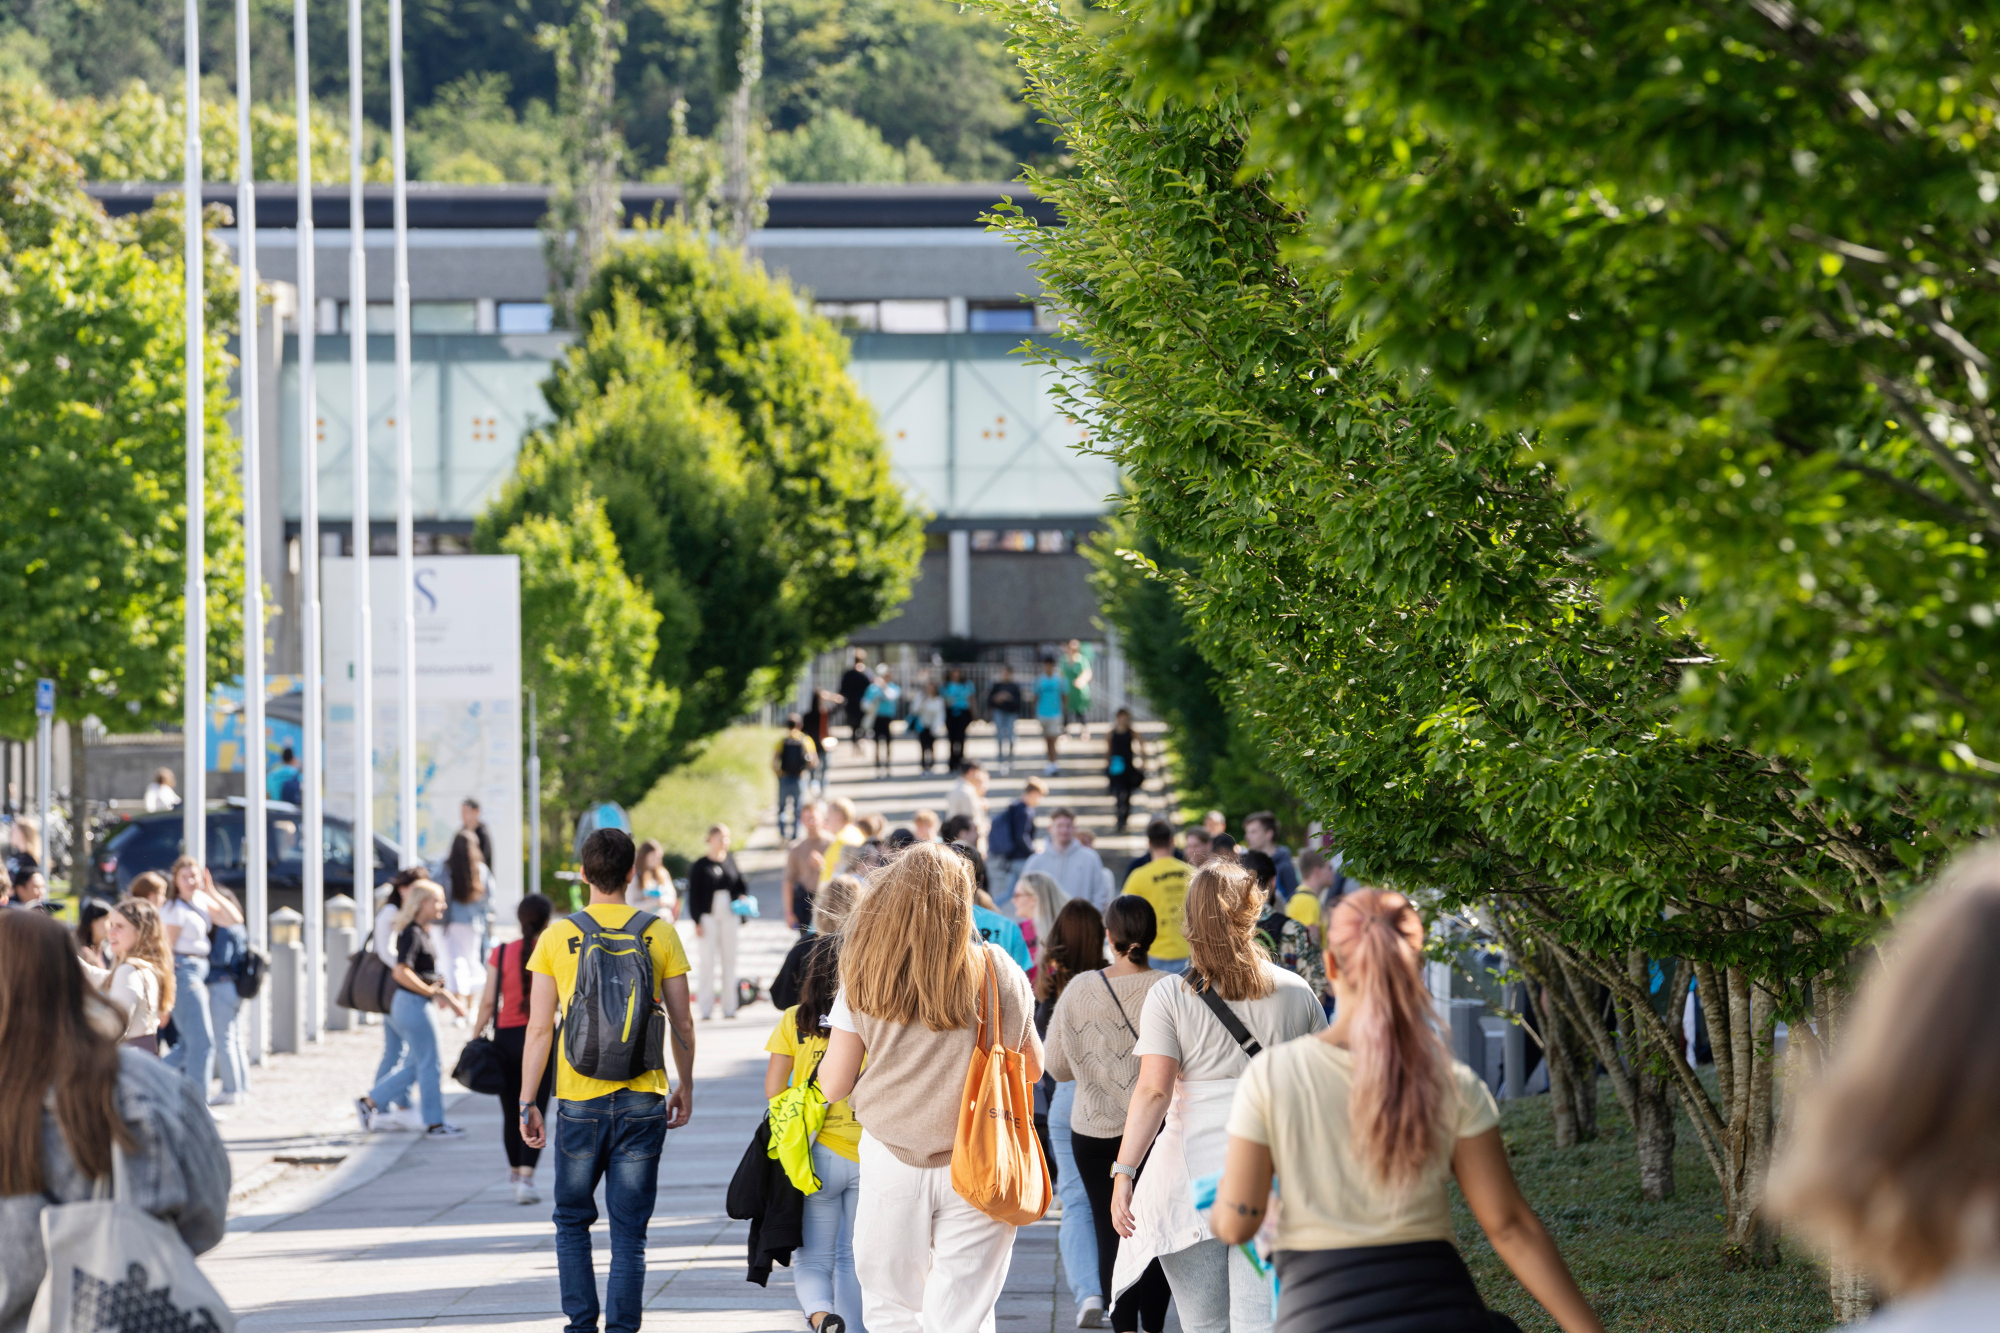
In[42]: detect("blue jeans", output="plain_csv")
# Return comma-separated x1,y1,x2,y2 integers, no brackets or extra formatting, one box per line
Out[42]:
555,1090,668,1333
368,988,443,1126
993,711,1017,761
374,1010,409,1107
1151,956,1190,976
798,1141,865,1331
991,858,1027,913
161,955,213,1095
207,977,249,1094
778,775,804,840
1049,1082,1100,1308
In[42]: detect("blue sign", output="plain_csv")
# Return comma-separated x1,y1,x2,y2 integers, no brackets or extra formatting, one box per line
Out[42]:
34,679,53,717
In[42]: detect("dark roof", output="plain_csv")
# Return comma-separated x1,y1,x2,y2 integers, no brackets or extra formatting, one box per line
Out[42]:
82,181,1060,230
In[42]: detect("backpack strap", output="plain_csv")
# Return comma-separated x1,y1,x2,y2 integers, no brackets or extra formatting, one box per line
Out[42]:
1185,971,1263,1058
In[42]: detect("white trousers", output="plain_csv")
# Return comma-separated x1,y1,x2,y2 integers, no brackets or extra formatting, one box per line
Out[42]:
854,1132,1017,1333
695,909,739,1016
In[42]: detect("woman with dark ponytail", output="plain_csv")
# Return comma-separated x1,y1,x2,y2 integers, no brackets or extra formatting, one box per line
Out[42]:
475,893,555,1205
1213,890,1604,1332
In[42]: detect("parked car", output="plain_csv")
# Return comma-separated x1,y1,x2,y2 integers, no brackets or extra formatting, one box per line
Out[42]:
89,800,400,902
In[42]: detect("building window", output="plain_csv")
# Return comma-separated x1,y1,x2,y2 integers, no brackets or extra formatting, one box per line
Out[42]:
878,299,951,333
412,302,478,333
968,529,1072,554
497,302,554,334
969,303,1036,332
815,301,879,331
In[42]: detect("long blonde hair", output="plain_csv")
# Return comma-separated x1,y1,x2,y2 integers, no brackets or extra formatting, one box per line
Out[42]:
111,898,176,1014
839,841,982,1030
1183,858,1273,1002
812,873,866,936
393,880,445,935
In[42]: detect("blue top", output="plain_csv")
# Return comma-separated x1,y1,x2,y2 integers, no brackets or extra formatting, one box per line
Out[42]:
863,681,900,712
972,905,1033,972
266,763,300,800
942,681,974,712
1034,675,1066,719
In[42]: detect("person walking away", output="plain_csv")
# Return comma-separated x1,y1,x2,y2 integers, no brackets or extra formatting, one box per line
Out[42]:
1289,851,1332,949
157,856,217,1097
942,667,976,773
822,799,866,888
987,777,1046,909
948,842,1035,974
1037,900,1122,1329
1213,890,1605,1333
1035,658,1067,775
476,892,556,1204
785,804,832,935
1242,851,1326,1001
1768,847,2000,1333
1241,811,1298,897
520,829,697,1333
1108,860,1326,1333
103,897,174,1053
839,650,874,743
911,682,946,776
774,715,820,840
862,668,901,777
1061,640,1095,740
0,911,230,1332
1048,895,1175,1333
200,872,254,1105
987,665,1024,775
765,938,867,1333
945,761,989,849
815,841,1043,1333
912,808,941,843
142,768,181,813
1024,807,1109,915
771,873,866,1011
268,745,302,804
688,824,749,1019
443,829,495,1018
355,880,468,1137
627,837,676,918
1104,711,1146,834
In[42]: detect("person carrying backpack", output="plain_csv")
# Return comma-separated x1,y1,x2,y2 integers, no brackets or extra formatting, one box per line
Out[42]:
773,715,820,841
521,829,697,1333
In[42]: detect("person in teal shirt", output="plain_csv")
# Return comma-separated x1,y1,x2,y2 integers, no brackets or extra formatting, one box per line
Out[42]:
267,746,301,803
941,667,976,773
972,901,1033,972
1035,657,1067,776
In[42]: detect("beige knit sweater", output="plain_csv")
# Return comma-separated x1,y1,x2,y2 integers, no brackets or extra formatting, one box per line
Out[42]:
1043,967,1172,1138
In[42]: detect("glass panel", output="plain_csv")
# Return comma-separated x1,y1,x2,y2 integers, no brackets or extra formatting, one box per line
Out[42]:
323,820,354,870
878,300,950,333
969,305,1035,332
411,302,478,333
206,816,244,870
497,302,554,334
1035,529,1068,553
815,301,879,331
270,817,302,866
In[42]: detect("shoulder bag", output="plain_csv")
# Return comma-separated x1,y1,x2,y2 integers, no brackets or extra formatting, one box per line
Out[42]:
335,945,397,1016
951,951,1051,1225
1185,970,1263,1058
766,1045,829,1195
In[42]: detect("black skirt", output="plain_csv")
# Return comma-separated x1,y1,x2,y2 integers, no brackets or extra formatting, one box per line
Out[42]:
1274,1241,1522,1333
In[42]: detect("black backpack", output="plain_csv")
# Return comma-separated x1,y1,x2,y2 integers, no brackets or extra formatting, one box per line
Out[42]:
778,736,810,777
561,910,667,1082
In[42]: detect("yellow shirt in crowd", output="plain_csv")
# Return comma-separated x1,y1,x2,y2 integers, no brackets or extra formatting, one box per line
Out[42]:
1287,889,1321,930
766,1005,864,1163
1123,856,1191,960
527,903,691,1103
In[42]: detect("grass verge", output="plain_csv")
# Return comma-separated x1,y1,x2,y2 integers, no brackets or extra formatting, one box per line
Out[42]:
627,725,781,872
1456,1082,1833,1332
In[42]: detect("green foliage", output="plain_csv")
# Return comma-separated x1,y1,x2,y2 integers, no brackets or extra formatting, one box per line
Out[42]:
1120,0,2000,838
628,723,780,871
767,106,944,183
408,74,561,184
577,224,925,648
500,493,677,828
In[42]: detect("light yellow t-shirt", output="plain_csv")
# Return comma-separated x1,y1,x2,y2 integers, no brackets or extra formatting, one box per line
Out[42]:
821,823,866,885
1123,856,1191,960
528,903,691,1103
765,1005,864,1164
1287,890,1321,930
1227,1035,1500,1251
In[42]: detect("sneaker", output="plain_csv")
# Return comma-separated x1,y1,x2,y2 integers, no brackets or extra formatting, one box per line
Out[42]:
425,1123,467,1139
513,1178,542,1205
378,1104,424,1132
1076,1295,1106,1329
354,1097,377,1132
208,1091,244,1107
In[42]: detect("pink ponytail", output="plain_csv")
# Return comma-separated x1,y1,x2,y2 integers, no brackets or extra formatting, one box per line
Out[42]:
1327,890,1451,1189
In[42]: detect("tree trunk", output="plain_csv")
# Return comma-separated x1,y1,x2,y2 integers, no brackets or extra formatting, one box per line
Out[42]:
1633,1060,1677,1201
1533,982,1582,1148
1828,1261,1877,1323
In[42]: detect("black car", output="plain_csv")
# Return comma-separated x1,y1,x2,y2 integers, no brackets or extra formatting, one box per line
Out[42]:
91,801,401,902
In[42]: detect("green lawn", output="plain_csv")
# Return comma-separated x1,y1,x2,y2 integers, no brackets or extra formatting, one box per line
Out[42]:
627,725,782,874
1456,1083,1834,1332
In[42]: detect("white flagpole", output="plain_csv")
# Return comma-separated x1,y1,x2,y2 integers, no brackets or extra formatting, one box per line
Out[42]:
236,0,268,1065
295,0,325,1040
183,0,207,870
348,0,375,926
390,0,417,873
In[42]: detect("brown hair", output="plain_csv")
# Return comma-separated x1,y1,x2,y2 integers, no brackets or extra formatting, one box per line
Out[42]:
111,898,176,1015
447,828,486,904
1037,900,1106,1003
167,854,201,899
1327,890,1451,1189
1183,859,1273,1002
127,871,169,904
1769,851,2000,1292
839,841,982,1031
0,912,136,1193
812,873,866,936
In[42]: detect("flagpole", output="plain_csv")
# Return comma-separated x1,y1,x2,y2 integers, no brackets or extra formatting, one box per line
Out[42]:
235,0,268,1064
295,0,325,1041
390,0,418,873
183,0,207,871
348,0,375,927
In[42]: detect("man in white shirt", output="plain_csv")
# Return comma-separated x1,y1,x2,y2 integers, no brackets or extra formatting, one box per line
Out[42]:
944,762,989,845
1022,807,1109,912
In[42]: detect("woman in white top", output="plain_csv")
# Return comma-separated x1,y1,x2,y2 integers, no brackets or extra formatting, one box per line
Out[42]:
1769,848,2000,1333
1107,858,1325,1333
103,897,176,1054
626,838,676,917
156,856,217,1095
1214,890,1603,1333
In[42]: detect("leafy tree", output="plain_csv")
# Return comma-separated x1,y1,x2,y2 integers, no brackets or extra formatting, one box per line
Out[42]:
576,223,924,648
407,74,562,183
500,492,677,840
767,105,943,183
1122,0,2000,841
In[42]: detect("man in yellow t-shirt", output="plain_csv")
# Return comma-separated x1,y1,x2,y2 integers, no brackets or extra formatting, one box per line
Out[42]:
820,796,865,885
1122,818,1192,974
520,828,694,1333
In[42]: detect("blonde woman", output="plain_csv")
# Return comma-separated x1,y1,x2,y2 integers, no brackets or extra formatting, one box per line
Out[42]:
104,898,176,1054
354,880,468,1137
157,857,219,1095
1770,850,2000,1332
1108,859,1325,1333
817,841,1043,1333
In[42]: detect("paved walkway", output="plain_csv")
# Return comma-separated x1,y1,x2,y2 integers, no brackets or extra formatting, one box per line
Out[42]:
207,724,1180,1331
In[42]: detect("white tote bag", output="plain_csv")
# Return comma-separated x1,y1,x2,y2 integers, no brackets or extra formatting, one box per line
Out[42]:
26,1146,235,1333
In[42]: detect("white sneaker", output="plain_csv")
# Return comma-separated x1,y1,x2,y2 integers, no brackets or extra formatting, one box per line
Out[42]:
379,1105,423,1133
513,1178,542,1205
354,1097,377,1132
1076,1295,1106,1328
425,1122,467,1139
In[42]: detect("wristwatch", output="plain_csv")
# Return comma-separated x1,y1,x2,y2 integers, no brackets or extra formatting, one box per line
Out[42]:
1110,1160,1139,1181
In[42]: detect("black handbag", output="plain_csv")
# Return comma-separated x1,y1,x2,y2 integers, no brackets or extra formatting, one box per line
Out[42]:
233,946,269,999
452,1034,507,1095
336,947,398,1015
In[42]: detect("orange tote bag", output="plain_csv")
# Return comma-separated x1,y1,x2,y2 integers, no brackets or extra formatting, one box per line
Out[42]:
950,951,1050,1225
